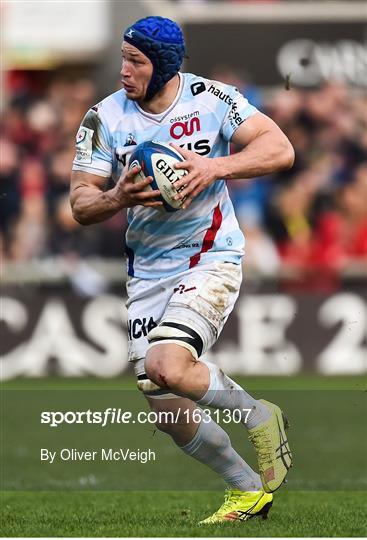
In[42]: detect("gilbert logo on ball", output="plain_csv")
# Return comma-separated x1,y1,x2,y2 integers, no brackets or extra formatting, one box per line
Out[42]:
128,141,188,212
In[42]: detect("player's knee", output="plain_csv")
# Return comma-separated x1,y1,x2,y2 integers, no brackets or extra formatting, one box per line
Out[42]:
145,356,185,389
144,319,202,389
145,346,189,390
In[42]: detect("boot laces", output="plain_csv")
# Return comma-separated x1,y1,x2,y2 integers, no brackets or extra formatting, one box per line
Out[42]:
212,489,241,517
249,429,273,465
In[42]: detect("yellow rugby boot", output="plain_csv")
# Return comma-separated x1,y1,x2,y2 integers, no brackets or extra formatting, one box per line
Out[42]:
248,399,292,493
198,489,273,524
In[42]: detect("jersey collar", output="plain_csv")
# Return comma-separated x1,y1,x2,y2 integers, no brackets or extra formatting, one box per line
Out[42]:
133,72,184,124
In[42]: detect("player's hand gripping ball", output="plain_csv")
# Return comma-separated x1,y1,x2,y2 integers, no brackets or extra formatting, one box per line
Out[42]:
128,141,188,212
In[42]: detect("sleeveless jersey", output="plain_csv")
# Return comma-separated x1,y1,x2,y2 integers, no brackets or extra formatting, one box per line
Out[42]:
72,72,258,278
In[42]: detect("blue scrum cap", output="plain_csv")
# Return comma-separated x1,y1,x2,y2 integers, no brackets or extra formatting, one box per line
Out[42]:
123,16,186,100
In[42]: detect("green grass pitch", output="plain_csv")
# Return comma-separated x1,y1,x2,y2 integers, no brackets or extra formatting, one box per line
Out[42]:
2,490,366,537
1,375,366,537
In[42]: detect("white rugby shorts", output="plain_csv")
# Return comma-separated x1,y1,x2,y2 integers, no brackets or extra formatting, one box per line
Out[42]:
126,261,242,376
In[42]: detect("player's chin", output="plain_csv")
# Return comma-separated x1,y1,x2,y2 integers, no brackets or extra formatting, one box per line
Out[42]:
125,88,144,101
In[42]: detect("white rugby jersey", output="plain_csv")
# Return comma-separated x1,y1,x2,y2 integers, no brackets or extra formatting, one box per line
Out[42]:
72,72,258,279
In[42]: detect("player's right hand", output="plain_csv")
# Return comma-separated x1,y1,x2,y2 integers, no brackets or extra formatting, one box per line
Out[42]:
113,165,163,208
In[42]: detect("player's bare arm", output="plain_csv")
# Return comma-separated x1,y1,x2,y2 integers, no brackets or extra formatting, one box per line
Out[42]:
172,112,294,208
70,166,162,225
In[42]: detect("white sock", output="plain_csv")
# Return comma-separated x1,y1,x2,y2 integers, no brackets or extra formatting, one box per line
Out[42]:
197,362,271,430
179,412,262,491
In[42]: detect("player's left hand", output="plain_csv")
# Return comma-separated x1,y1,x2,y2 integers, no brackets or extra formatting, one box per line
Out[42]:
170,143,219,209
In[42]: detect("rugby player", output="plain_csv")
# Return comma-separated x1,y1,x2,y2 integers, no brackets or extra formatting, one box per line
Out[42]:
70,16,294,523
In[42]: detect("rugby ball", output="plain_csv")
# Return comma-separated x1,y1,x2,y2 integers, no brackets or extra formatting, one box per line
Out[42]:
128,140,188,212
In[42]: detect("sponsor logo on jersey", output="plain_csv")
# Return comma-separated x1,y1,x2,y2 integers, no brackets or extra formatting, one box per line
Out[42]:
170,117,201,139
208,84,234,105
169,111,199,124
208,85,246,128
172,243,200,250
128,316,157,340
179,138,211,156
190,81,206,96
229,102,245,129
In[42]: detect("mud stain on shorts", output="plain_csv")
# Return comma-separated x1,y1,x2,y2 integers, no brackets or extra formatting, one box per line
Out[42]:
187,263,242,328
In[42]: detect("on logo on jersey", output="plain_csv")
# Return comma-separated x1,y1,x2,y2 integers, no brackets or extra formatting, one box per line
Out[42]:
170,117,201,139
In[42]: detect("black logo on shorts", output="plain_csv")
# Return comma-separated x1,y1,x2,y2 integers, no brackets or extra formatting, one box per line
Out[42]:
173,284,197,294
190,82,206,96
128,317,157,340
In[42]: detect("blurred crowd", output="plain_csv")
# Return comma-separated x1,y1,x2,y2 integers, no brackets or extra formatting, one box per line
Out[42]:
1,72,126,264
223,69,367,280
1,68,366,282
